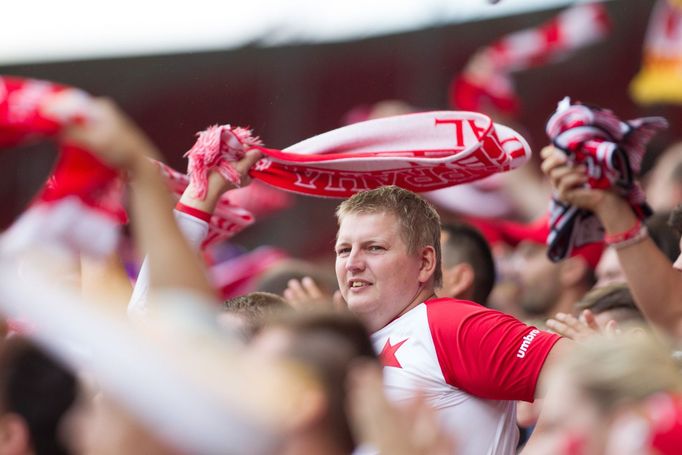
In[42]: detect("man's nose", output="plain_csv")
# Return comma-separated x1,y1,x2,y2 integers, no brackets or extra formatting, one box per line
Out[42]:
345,248,365,272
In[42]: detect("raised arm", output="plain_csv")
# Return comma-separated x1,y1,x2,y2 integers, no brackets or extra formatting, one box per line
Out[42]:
541,145,682,338
62,98,216,301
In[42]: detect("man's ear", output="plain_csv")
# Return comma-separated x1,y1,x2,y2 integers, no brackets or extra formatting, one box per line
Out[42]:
0,413,31,455
418,246,437,284
559,257,589,288
439,263,475,300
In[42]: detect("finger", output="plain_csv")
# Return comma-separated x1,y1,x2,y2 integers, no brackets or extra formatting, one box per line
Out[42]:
554,312,584,331
548,164,586,185
237,149,263,172
546,319,578,340
286,278,306,300
301,276,324,299
581,309,600,331
540,145,563,160
284,280,308,308
557,173,589,200
604,319,620,336
235,149,263,186
540,148,567,174
283,288,300,308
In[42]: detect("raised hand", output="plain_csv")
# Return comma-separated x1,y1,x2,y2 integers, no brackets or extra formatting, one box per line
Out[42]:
284,277,340,311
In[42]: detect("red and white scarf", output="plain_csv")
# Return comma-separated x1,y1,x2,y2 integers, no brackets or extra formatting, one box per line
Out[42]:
160,111,531,247
182,111,531,199
0,77,125,258
451,3,611,114
153,160,257,249
545,97,667,262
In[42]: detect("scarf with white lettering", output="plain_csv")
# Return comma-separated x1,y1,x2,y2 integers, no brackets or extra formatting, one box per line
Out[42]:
158,111,530,247
545,97,667,262
451,3,610,114
0,76,125,257
183,111,531,200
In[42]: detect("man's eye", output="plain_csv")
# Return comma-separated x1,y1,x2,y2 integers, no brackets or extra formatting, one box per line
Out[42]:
369,245,384,252
336,248,351,256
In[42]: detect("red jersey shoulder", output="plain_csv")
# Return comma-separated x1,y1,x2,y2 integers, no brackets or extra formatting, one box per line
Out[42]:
424,297,498,328
424,297,561,402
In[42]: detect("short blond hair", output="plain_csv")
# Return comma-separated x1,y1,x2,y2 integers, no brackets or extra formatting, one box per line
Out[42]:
336,186,442,287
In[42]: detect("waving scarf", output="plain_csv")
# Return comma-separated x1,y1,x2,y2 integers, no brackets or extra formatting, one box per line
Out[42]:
545,97,667,262
182,111,531,200
1,77,531,252
0,76,125,258
451,3,611,114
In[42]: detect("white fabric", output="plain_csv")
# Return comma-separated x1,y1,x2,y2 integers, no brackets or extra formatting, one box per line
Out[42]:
372,304,518,455
0,196,119,259
127,210,209,318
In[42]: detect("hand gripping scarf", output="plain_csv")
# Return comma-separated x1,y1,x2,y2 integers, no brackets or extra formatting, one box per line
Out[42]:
545,97,668,262
630,0,682,105
160,111,531,247
0,76,125,258
451,3,611,114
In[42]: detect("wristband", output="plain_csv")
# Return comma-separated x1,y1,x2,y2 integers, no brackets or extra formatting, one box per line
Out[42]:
607,224,649,250
175,202,212,223
604,220,642,245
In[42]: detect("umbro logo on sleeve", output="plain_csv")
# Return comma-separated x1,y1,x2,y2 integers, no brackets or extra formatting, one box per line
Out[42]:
516,329,540,359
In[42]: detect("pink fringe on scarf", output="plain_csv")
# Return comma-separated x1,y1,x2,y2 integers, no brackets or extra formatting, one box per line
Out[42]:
184,125,263,200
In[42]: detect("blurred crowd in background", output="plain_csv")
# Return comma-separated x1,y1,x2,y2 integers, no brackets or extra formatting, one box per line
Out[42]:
1,0,682,454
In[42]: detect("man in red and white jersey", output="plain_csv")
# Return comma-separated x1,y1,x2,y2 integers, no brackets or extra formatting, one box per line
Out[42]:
334,186,569,455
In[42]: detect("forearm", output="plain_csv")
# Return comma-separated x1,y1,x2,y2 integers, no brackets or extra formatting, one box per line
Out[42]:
596,195,682,336
128,157,215,299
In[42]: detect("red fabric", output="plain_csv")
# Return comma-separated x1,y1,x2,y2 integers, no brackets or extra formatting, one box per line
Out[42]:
450,3,611,114
604,219,643,245
0,77,64,147
231,111,529,198
184,125,262,199
464,215,603,269
158,111,530,247
647,394,682,455
425,298,561,402
175,202,212,223
545,97,667,262
153,160,255,249
209,246,288,298
0,76,124,257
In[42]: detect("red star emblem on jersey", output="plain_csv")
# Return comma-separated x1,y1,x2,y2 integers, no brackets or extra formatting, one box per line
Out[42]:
380,338,409,368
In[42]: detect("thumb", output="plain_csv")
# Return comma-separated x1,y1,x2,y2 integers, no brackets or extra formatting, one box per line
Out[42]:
234,148,264,186
581,309,599,331
242,148,263,170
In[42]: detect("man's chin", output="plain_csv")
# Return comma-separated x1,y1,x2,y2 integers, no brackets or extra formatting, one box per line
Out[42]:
345,297,375,315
